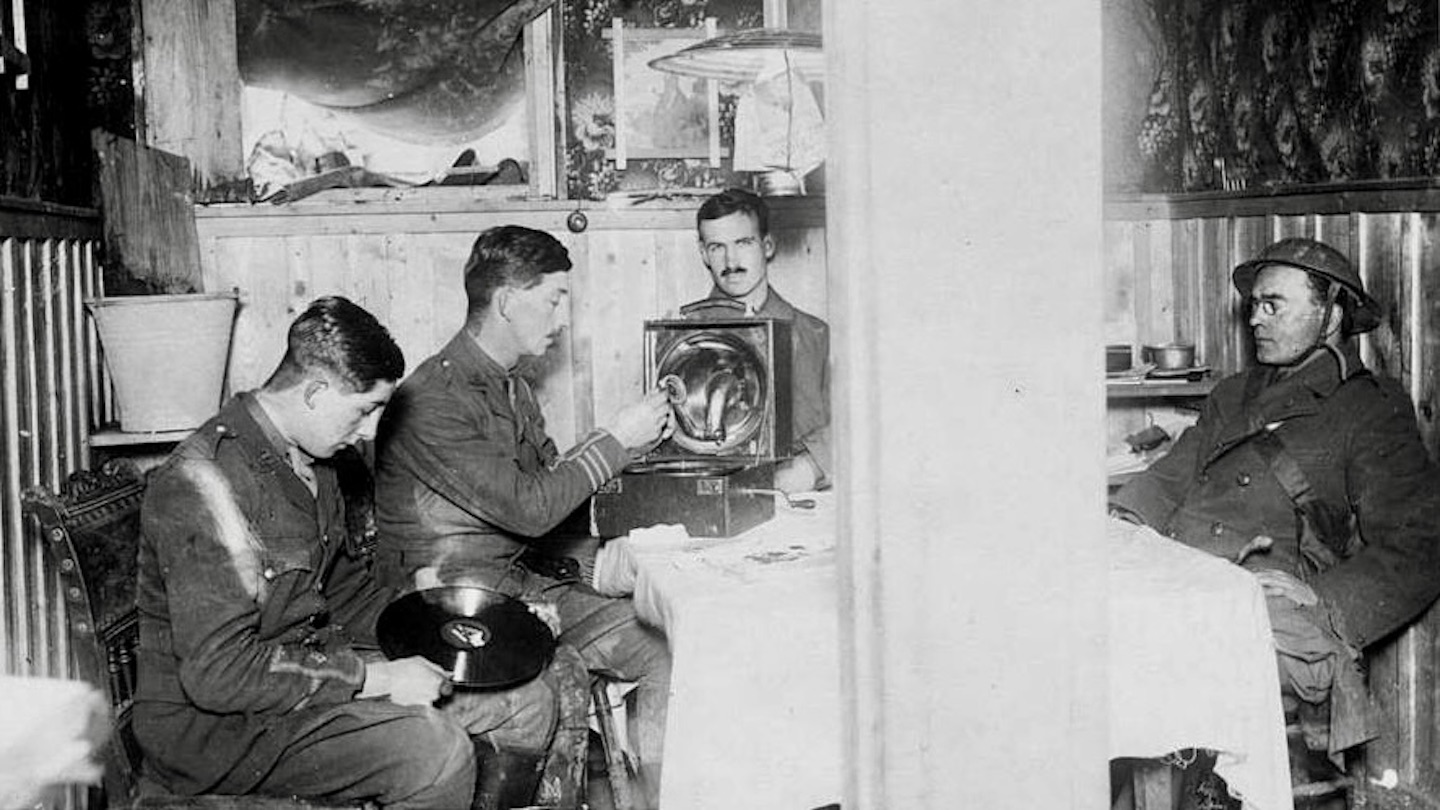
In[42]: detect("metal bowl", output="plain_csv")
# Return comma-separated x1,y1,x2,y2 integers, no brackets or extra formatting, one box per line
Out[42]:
1144,343,1196,371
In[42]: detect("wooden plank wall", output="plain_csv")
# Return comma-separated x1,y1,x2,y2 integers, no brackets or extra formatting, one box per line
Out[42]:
193,195,827,450
92,132,205,293
0,199,107,692
1105,190,1440,795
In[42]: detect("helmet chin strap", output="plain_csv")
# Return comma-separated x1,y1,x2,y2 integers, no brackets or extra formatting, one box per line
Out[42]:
1286,285,1346,376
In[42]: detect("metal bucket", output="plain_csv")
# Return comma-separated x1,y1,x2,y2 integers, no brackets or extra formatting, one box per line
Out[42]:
87,292,238,432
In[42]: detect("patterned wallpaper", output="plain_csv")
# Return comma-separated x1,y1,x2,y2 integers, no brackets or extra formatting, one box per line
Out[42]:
1135,0,1440,192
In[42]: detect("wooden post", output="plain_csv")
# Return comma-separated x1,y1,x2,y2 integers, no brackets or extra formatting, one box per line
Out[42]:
827,0,1107,807
137,0,244,188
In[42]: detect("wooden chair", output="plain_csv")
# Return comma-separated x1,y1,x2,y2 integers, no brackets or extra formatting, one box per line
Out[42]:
589,680,639,810
23,461,365,810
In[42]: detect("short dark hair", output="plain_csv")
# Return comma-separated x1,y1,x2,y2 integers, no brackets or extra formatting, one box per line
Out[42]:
267,296,404,392
696,188,770,237
463,226,573,318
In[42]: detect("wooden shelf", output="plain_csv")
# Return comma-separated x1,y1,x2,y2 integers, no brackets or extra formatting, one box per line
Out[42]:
1106,378,1216,400
87,428,192,447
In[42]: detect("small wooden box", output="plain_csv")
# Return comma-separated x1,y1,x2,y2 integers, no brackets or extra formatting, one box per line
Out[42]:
594,460,775,539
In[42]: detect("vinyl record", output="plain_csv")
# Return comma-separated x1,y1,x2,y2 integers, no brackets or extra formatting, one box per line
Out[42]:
377,585,557,689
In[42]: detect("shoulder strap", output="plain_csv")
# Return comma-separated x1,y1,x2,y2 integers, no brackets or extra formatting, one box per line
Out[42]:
1251,428,1321,512
1243,365,1370,572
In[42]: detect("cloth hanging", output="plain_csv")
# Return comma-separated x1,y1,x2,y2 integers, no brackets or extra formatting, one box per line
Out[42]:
236,0,555,144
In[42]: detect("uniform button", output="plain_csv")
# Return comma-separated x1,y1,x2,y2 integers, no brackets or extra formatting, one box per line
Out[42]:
1211,522,1225,536
216,425,228,434
263,567,277,581
1198,473,1209,484
1236,472,1251,486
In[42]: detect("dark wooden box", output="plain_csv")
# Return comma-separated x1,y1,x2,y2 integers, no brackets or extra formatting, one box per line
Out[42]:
593,461,775,538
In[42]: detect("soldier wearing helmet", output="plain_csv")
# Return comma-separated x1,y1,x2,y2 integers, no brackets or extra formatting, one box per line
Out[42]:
1232,237,1382,369
1111,237,1440,779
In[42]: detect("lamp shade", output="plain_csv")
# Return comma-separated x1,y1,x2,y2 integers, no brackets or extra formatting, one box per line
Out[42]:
647,28,824,85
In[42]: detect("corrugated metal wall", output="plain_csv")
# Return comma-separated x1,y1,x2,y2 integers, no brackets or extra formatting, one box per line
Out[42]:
1106,188,1440,798
0,201,107,680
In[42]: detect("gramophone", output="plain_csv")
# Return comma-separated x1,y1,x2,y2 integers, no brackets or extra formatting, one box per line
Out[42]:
593,299,793,538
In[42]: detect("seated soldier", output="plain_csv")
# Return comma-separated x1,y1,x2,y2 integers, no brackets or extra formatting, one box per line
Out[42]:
374,225,674,809
134,296,588,809
1111,237,1440,776
685,188,832,493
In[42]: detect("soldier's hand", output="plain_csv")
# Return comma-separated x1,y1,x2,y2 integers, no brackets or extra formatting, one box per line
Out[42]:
526,599,563,637
360,656,453,706
602,391,674,452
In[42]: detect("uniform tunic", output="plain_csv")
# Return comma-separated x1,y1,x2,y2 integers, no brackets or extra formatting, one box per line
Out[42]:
373,330,632,583
373,329,672,786
133,393,472,801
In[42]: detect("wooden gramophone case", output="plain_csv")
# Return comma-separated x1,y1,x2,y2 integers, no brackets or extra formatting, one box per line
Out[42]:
593,317,793,538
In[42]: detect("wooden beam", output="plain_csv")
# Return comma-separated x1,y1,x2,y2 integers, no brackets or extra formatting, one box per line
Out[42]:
0,199,100,241
138,0,244,187
1108,182,1440,221
524,9,560,199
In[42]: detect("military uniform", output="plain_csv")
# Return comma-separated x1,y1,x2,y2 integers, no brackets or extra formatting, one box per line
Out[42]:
134,393,476,806
1112,344,1440,649
374,330,671,801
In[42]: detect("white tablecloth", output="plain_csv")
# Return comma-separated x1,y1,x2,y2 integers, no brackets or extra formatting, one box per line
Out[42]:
620,492,840,810
616,506,1293,810
1108,518,1294,810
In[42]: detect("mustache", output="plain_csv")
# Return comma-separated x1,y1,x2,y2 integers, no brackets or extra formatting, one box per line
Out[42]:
720,266,750,277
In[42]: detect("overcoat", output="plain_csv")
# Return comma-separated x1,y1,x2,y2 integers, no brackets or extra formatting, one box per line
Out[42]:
1113,344,1440,648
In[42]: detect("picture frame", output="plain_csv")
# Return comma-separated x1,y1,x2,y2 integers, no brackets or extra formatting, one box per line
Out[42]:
606,18,724,170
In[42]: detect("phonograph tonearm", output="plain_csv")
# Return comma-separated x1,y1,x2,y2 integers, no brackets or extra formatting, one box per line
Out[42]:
593,313,794,538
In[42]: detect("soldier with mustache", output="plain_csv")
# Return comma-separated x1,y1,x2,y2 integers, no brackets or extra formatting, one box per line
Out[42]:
684,188,832,494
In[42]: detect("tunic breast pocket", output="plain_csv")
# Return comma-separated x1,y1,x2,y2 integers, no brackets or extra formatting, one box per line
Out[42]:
253,535,316,604
255,538,325,641
260,531,315,577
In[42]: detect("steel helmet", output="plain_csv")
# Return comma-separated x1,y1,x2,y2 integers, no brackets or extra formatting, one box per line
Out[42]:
1232,237,1381,334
